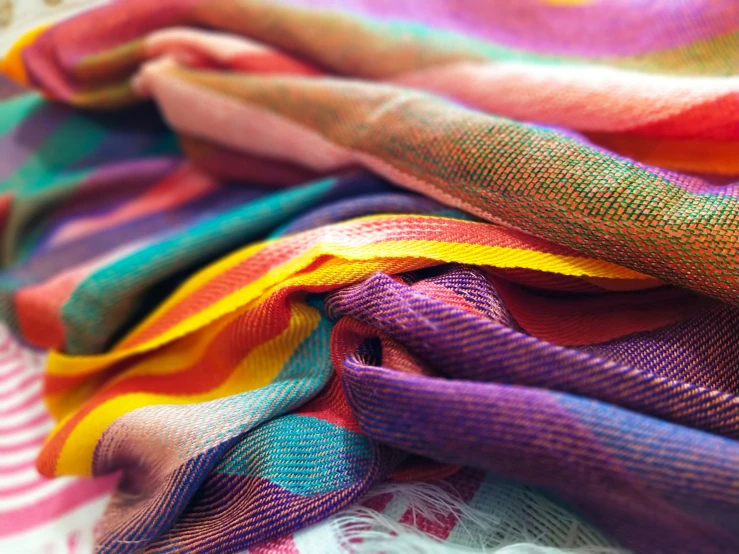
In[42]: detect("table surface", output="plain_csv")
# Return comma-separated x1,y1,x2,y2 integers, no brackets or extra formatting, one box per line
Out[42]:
0,0,107,53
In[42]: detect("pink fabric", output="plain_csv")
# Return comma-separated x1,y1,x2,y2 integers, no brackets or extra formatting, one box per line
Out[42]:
0,326,115,552
133,29,739,140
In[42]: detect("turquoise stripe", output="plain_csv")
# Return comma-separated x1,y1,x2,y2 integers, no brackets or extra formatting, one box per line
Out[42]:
9,167,96,262
207,296,332,445
1,116,109,194
146,132,180,157
0,94,45,135
10,131,178,265
61,177,337,354
381,21,576,67
213,300,363,500
217,414,373,496
1,166,97,266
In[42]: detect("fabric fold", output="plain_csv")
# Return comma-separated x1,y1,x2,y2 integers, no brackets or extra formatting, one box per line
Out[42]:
2,2,739,553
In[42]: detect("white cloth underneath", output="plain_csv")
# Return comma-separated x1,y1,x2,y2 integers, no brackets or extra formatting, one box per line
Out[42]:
0,0,108,53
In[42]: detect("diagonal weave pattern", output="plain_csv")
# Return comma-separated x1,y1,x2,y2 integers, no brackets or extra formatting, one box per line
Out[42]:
2,2,739,554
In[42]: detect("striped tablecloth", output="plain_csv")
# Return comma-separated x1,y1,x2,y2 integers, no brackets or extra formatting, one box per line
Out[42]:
0,326,115,554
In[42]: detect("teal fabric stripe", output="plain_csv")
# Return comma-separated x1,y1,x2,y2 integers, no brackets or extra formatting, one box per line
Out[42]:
207,296,333,446
62,177,337,354
217,414,373,496
145,132,180,157
5,167,96,266
209,298,352,501
0,94,45,135
1,115,108,194
382,21,573,67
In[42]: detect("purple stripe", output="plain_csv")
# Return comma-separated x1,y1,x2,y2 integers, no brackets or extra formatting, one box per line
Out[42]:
277,192,449,236
8,171,236,283
38,0,739,70
149,474,374,553
32,157,180,255
0,101,70,181
327,270,738,436
342,361,739,553
282,0,739,56
0,75,26,101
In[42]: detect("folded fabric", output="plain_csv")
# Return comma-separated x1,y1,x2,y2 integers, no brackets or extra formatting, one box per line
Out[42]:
0,321,618,554
2,1,739,553
7,0,739,305
0,82,475,354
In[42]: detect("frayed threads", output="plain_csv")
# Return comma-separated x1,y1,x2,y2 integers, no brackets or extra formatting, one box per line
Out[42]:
319,481,628,554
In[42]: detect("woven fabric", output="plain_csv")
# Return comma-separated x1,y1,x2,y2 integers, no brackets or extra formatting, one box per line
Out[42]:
0,79,477,355
6,0,739,303
2,1,739,553
0,323,614,554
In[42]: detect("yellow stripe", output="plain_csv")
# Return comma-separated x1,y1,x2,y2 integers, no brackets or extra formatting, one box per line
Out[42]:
46,239,650,417
45,217,654,475
47,233,652,380
119,241,268,347
45,308,244,419
122,240,650,351
1,25,50,85
52,301,320,475
115,215,646,352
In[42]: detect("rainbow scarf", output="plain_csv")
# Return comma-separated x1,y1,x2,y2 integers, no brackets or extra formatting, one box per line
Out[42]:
2,1,739,553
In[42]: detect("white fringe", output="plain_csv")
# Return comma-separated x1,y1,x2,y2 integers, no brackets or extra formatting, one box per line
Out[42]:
320,481,628,554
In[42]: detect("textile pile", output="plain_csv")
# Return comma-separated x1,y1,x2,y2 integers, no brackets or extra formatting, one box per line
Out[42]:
1,1,739,552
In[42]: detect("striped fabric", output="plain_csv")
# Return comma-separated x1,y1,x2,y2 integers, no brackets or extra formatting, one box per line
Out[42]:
0,323,615,554
0,324,114,554
0,79,469,355
6,0,739,303
2,1,739,553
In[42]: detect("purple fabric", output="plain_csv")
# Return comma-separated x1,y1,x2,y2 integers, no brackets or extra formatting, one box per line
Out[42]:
327,270,739,436
321,265,739,553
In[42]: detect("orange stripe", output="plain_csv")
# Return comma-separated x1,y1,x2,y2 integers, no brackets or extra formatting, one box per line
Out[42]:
1,25,50,85
628,94,739,141
39,291,293,473
46,289,291,398
589,132,739,176
122,217,603,348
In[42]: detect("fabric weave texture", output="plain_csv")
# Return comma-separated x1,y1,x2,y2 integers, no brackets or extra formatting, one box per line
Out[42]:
1,1,739,553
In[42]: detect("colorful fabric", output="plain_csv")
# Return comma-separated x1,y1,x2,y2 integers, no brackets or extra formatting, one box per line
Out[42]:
0,79,472,355
0,323,617,554
2,1,739,553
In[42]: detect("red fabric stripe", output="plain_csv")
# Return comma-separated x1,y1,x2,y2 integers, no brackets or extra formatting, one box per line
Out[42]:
125,217,594,348
40,292,294,474
629,94,739,140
